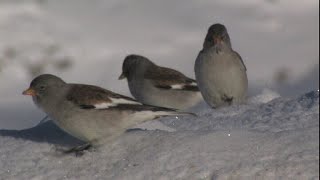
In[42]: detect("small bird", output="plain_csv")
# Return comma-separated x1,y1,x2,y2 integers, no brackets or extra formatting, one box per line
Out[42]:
119,55,202,110
194,23,248,108
23,74,193,152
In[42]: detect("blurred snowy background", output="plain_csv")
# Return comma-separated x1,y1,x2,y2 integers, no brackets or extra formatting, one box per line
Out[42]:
0,0,319,129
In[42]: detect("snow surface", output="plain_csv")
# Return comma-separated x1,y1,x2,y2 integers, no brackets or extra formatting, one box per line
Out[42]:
0,90,318,179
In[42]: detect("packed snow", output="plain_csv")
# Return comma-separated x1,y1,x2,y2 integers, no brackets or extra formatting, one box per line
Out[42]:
0,90,318,179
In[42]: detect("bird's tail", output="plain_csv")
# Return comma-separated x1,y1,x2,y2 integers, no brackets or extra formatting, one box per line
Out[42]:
152,109,197,118
131,104,197,120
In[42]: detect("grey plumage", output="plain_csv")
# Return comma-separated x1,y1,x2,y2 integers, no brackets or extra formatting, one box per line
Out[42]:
23,74,193,147
119,55,202,110
194,24,248,108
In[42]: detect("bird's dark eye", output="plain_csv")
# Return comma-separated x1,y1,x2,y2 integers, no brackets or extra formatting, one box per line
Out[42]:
39,86,46,90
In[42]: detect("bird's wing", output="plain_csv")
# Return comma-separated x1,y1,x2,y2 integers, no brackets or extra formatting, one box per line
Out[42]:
233,51,247,71
66,84,183,112
144,66,199,91
66,84,144,110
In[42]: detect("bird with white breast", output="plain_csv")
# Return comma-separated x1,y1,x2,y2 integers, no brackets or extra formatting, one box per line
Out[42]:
194,23,248,108
23,74,194,153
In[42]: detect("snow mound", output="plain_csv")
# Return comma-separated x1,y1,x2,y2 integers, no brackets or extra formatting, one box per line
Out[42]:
0,90,319,179
161,90,318,133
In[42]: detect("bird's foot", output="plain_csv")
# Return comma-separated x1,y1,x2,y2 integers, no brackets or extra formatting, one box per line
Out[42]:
63,143,92,156
222,94,233,105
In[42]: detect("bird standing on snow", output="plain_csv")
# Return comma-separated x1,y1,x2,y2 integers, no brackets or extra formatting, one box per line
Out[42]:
23,74,193,153
119,55,202,110
194,23,248,108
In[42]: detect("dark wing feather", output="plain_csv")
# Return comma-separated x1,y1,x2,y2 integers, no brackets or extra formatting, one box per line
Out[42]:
66,84,140,109
107,103,177,112
144,66,199,91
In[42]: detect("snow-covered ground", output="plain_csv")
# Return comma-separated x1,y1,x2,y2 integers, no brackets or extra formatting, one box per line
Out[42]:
0,90,318,179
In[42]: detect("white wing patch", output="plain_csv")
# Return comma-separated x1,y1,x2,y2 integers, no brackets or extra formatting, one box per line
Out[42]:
94,102,113,109
170,84,184,89
93,97,142,109
109,97,142,105
170,82,197,89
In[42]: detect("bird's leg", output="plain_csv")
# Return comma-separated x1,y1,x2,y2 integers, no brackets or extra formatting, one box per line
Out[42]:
215,47,222,54
63,143,92,156
222,94,233,105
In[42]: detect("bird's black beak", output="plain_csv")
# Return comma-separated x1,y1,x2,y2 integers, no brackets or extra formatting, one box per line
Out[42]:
22,87,36,96
118,72,126,80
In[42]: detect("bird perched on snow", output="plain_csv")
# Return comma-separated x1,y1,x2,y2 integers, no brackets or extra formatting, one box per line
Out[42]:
119,55,202,110
194,23,248,108
22,74,193,153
